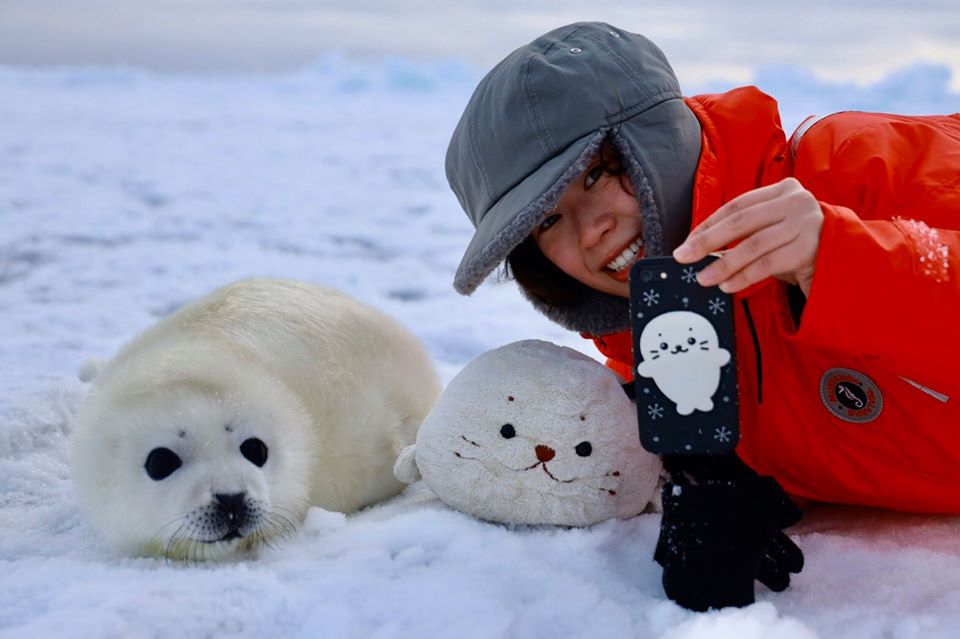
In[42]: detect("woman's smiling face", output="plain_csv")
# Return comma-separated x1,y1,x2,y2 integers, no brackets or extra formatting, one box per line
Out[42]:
531,157,645,299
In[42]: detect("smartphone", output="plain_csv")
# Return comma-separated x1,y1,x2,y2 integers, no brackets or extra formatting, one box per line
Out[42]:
628,256,738,455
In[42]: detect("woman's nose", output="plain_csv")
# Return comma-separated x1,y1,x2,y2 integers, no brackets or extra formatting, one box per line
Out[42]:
578,209,615,248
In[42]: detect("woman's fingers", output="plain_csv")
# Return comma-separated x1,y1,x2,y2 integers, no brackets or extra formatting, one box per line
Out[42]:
675,198,786,264
696,221,799,289
706,231,819,294
671,178,823,295
674,179,800,262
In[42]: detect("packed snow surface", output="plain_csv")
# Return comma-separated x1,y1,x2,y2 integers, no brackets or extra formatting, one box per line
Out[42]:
2,57,959,638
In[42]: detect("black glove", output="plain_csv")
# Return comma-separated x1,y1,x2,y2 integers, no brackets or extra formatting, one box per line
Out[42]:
654,453,804,611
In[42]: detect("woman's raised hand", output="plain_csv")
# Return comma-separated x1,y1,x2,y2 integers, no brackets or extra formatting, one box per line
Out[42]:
672,177,824,296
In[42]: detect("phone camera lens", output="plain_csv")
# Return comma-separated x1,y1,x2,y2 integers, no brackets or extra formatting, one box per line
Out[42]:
639,270,654,282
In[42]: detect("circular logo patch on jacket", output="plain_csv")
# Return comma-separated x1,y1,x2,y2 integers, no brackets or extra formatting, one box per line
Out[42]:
819,368,883,423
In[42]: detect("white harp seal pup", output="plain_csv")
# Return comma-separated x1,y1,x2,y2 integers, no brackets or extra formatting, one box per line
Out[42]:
71,279,441,560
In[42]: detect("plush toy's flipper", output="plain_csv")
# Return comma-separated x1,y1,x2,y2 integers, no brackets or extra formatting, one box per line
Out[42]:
393,444,421,484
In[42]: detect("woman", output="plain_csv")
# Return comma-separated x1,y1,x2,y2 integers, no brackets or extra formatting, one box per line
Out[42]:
445,20,960,610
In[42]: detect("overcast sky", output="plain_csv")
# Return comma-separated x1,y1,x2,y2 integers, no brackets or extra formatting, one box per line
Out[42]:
1,0,959,89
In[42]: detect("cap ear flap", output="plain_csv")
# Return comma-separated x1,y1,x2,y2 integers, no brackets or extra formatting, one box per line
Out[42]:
393,444,421,484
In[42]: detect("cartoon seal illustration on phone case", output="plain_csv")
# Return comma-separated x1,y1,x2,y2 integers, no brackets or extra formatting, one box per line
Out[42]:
636,310,731,415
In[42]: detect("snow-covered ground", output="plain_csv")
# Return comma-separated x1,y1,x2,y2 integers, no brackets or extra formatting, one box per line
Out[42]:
1,55,959,638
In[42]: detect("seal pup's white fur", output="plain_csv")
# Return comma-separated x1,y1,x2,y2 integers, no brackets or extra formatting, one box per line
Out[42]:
71,279,441,560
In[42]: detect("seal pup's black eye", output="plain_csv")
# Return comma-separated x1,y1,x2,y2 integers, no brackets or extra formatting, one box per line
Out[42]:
575,442,593,457
240,437,269,467
500,424,516,439
145,447,182,480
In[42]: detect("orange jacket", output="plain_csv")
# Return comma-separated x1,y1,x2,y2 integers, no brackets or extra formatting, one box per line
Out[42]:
587,87,960,512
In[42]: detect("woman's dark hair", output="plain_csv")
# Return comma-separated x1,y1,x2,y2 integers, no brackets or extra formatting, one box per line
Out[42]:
504,137,630,307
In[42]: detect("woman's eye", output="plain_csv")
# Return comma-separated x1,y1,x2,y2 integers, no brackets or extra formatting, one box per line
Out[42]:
538,213,560,233
584,165,604,189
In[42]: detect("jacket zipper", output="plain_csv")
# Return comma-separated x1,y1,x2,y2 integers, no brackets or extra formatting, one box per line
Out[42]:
741,299,763,404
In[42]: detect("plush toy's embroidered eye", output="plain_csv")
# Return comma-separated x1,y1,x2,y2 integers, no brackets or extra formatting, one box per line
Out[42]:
500,424,516,439
575,441,593,457
240,437,269,467
144,447,182,480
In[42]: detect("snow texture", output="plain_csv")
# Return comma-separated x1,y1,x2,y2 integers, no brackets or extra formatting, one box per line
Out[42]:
2,57,960,638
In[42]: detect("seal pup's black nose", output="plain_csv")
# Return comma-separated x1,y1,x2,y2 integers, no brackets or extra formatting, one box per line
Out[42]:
214,492,247,521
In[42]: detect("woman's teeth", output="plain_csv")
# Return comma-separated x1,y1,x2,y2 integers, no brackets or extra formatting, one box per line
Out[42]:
606,239,644,272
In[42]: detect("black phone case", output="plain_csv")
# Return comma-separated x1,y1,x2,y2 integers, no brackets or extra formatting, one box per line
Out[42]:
628,256,738,454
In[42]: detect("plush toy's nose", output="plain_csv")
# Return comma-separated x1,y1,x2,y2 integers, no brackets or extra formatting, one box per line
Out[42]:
535,445,555,462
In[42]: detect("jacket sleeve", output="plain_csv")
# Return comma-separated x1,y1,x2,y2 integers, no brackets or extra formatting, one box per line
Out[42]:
788,112,960,395
582,331,635,382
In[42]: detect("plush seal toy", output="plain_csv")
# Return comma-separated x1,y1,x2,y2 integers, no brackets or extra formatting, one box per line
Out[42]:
394,340,662,526
71,278,441,560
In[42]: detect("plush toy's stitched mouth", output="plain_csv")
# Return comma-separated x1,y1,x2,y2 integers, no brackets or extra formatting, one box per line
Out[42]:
535,464,625,490
452,447,625,497
539,463,575,483
454,451,579,483
518,460,576,483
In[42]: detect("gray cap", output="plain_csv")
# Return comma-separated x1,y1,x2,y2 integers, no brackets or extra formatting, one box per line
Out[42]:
446,22,701,334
